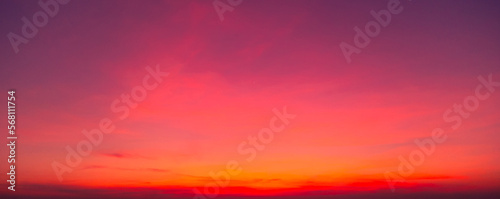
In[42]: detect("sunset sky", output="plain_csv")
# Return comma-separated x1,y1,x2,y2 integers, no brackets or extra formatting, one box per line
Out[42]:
1,0,500,198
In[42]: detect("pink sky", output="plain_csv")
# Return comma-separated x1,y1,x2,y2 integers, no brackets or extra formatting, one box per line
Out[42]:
0,0,500,198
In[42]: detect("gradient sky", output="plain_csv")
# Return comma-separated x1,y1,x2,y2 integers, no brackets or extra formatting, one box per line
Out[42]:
1,0,500,198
